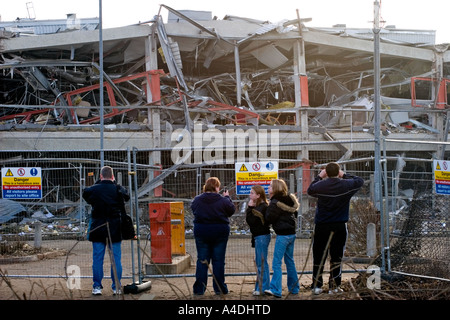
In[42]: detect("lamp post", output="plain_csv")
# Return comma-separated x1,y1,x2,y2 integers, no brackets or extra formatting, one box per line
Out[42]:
373,0,385,273
99,0,104,167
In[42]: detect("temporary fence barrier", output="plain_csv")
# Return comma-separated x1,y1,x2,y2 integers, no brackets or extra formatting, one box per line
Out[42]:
0,138,448,284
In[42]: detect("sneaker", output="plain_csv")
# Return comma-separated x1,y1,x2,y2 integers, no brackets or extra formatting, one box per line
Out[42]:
252,290,261,296
92,287,102,295
328,287,343,294
312,287,323,295
113,289,122,295
264,289,281,298
214,290,229,295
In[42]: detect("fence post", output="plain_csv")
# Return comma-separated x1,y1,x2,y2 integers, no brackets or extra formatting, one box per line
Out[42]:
367,222,376,258
79,164,85,234
34,221,42,249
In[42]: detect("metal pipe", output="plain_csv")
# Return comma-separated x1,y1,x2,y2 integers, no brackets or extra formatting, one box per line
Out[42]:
99,0,104,167
373,0,385,274
382,137,391,272
234,43,242,107
132,147,143,284
127,147,136,285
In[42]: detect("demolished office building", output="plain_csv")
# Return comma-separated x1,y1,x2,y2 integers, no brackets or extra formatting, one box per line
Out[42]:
1,4,449,180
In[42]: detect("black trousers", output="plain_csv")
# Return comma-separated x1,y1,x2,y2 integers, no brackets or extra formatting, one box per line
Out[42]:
312,222,348,289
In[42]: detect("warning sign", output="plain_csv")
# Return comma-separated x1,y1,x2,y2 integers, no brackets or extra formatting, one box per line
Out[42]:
2,167,42,199
433,160,450,195
235,161,278,195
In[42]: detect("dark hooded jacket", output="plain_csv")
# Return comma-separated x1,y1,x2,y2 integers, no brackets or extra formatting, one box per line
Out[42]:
191,192,236,238
246,201,270,237
265,193,300,235
307,173,364,224
83,180,130,243
246,201,270,247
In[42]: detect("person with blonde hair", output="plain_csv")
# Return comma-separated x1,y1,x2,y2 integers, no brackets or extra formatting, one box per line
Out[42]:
264,179,300,298
191,177,236,295
245,185,270,295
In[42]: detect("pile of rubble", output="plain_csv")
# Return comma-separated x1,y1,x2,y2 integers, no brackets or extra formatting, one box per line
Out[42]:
0,199,84,239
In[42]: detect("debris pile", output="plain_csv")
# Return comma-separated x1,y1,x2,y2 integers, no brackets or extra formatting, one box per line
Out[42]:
340,273,450,300
1,5,446,133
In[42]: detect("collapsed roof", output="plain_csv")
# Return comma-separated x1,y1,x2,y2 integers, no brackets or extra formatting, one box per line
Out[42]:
0,4,449,149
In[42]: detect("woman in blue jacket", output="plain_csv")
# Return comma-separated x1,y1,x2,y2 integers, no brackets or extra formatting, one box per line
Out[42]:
191,177,236,295
307,162,364,295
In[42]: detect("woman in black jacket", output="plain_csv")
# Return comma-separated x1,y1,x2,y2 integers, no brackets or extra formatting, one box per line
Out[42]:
245,185,270,296
264,179,300,298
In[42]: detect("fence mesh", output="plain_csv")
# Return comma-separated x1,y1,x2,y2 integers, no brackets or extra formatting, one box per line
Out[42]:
388,192,450,279
1,143,449,282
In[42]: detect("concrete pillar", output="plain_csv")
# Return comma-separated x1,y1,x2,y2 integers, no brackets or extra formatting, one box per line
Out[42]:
34,221,42,249
145,32,161,197
367,222,377,258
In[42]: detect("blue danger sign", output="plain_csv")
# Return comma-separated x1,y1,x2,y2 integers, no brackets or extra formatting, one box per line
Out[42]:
235,161,278,195
1,167,42,199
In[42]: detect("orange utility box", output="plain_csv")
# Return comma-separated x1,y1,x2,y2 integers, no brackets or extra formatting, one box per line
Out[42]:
148,202,185,264
169,202,186,256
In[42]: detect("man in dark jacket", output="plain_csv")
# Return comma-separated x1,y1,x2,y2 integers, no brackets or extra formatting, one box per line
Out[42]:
307,162,364,295
83,166,130,296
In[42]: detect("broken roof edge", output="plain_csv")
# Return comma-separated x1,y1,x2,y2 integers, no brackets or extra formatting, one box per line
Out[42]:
302,29,436,62
161,16,440,63
0,24,152,53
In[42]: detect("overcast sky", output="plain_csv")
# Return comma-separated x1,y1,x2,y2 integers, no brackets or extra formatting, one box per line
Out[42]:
2,0,450,43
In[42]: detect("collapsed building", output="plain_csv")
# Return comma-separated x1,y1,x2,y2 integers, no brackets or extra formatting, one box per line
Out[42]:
1,4,449,202
2,6,450,281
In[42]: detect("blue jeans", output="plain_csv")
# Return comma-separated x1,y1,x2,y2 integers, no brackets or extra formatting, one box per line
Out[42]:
92,241,122,290
193,234,229,295
254,234,271,292
269,234,299,296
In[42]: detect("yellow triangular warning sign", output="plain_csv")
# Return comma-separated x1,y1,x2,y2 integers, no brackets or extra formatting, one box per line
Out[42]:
5,169,13,176
239,164,248,172
436,162,441,170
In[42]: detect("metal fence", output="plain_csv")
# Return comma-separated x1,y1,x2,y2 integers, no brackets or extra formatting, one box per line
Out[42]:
380,145,450,280
0,140,449,283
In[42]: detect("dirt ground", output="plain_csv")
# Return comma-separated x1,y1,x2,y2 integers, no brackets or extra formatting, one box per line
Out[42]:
0,237,359,301
1,239,449,302
0,269,353,301
0,243,356,301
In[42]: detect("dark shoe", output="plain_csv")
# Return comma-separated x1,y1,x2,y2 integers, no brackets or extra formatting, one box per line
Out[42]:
215,291,228,295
